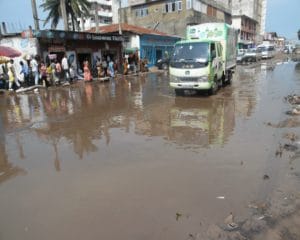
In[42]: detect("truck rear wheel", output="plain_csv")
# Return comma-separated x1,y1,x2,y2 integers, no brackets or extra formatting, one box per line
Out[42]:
227,71,232,85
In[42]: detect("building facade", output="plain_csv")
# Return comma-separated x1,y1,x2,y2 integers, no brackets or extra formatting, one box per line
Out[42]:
119,0,232,37
89,23,180,66
78,0,119,30
231,0,267,45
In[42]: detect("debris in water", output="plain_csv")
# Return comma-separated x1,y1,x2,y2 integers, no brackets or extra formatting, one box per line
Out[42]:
263,174,270,180
283,144,298,152
176,212,182,221
224,213,234,225
257,215,265,220
285,94,300,105
275,143,283,157
286,108,300,116
284,133,297,142
217,196,225,199
224,213,238,231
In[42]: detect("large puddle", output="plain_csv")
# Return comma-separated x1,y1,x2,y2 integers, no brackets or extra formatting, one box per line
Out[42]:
0,60,300,239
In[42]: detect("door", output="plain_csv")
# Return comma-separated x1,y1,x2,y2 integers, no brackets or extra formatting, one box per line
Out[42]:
155,49,162,63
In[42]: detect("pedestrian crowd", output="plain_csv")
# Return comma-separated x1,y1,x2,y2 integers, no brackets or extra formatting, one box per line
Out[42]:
0,51,149,91
0,53,76,91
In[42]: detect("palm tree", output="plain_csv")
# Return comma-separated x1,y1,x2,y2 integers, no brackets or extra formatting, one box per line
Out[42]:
40,0,91,31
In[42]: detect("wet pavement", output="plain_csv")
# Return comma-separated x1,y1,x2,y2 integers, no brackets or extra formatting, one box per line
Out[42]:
1,59,300,240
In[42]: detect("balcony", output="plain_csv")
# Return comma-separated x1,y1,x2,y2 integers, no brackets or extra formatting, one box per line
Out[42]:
97,0,112,6
97,10,113,17
88,0,112,5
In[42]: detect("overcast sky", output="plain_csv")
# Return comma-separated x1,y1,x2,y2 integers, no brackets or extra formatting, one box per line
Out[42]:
0,0,299,39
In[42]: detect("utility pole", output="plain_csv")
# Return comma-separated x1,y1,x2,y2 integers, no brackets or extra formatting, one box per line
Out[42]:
31,0,40,30
60,0,69,31
94,3,99,33
118,0,122,35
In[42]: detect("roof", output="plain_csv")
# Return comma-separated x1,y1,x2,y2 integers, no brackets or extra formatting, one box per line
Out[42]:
88,23,179,38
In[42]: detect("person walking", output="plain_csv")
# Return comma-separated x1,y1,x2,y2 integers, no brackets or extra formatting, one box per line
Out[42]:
19,61,29,87
31,56,39,85
7,59,21,89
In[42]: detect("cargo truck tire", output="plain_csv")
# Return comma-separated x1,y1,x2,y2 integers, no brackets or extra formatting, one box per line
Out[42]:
209,77,218,95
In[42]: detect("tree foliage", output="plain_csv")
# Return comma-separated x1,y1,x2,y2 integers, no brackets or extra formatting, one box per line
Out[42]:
40,0,91,30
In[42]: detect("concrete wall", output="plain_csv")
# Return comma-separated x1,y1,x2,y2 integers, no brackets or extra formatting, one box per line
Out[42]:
121,0,231,37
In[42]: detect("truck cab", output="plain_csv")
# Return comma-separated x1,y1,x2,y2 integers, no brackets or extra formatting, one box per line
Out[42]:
169,40,224,95
169,23,237,95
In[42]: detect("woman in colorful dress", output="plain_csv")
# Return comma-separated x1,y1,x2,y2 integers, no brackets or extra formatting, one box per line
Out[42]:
83,61,92,82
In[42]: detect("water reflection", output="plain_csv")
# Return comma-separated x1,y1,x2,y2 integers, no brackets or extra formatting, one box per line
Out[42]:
169,98,235,147
0,72,259,173
0,114,26,184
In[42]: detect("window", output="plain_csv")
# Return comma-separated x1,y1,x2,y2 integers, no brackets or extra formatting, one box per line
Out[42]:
135,7,149,17
163,1,182,13
207,5,216,17
186,0,192,9
177,1,182,10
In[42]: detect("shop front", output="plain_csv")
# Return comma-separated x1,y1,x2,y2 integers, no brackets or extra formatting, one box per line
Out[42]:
33,30,124,73
140,34,180,66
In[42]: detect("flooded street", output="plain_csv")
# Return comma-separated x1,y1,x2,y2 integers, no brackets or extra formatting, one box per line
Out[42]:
1,60,300,240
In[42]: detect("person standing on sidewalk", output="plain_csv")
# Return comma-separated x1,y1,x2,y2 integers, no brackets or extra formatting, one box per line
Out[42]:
83,60,92,82
31,56,39,85
40,61,48,87
61,54,70,83
108,59,115,78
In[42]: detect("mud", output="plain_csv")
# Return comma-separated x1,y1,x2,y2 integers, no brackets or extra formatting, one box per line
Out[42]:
0,59,300,240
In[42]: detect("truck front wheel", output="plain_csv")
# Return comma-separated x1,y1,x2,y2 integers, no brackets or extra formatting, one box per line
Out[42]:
209,77,218,95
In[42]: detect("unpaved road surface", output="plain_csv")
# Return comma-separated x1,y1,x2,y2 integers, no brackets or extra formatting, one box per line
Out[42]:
1,59,300,240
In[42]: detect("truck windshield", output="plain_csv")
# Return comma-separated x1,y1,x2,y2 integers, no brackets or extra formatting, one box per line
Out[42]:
171,42,209,63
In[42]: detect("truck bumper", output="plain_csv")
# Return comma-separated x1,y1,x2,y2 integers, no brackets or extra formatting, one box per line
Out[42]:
170,82,212,90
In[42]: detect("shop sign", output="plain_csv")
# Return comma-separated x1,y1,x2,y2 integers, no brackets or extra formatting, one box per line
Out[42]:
30,30,124,42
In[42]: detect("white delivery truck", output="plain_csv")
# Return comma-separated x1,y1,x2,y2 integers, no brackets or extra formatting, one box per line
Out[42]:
169,23,237,95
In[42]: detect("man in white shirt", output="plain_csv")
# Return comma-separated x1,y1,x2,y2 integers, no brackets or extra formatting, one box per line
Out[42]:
30,56,39,85
61,54,69,82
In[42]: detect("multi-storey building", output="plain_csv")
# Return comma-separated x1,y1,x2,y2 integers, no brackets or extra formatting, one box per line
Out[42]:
231,0,267,45
78,0,119,30
119,0,232,37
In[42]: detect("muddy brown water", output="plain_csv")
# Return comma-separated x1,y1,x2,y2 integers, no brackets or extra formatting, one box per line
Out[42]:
0,60,300,240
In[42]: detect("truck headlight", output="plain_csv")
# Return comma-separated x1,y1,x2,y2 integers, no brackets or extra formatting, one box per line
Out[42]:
170,75,180,83
198,76,208,82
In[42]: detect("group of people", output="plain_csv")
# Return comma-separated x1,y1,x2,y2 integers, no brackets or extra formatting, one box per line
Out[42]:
0,54,75,91
0,51,149,91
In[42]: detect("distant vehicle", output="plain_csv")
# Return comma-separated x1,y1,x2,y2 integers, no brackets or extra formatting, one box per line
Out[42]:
244,48,262,62
258,45,275,59
236,51,246,64
156,58,170,70
293,44,300,55
169,22,237,95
